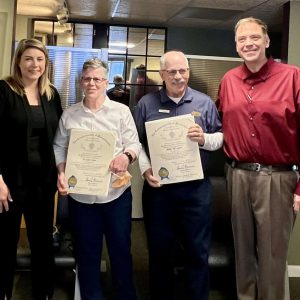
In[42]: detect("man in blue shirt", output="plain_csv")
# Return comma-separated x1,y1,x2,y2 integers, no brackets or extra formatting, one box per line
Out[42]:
134,50,223,300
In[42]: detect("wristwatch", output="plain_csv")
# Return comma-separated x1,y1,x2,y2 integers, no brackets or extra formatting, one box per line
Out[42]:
123,151,133,164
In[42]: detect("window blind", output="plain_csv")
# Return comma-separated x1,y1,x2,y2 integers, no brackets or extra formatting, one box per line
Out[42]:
47,46,108,109
187,55,242,102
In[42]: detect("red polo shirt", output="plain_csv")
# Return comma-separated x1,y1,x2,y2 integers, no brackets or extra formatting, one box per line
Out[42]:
217,58,300,194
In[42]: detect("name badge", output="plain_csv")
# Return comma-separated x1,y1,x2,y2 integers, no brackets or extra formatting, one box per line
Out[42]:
191,111,201,117
159,109,170,114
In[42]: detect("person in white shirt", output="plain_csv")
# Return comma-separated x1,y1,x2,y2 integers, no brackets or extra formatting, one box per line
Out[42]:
53,58,141,300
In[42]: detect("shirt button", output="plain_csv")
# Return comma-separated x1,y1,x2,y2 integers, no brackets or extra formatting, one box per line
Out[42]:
251,133,255,137
251,86,254,90
249,116,253,121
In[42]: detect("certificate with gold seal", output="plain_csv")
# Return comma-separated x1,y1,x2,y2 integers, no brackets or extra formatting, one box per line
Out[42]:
145,114,204,184
65,129,116,196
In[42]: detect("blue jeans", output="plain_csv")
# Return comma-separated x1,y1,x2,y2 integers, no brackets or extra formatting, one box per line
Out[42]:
143,178,212,300
69,188,137,300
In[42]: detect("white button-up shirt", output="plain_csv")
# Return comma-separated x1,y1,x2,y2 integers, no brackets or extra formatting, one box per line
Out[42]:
53,97,141,204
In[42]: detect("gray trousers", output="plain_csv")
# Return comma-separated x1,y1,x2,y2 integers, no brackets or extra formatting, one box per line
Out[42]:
226,165,297,300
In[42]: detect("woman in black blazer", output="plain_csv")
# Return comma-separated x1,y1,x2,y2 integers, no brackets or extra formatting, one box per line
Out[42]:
0,39,62,300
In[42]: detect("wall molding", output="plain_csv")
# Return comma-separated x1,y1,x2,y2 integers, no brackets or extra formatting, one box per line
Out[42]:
288,265,300,277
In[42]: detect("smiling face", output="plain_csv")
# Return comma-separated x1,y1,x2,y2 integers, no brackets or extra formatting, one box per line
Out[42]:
18,48,46,83
235,21,270,69
81,67,108,101
159,51,190,98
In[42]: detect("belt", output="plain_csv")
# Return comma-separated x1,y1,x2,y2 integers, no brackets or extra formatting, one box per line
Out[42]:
227,159,296,172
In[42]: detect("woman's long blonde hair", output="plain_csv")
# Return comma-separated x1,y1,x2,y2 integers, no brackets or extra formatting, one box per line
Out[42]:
5,38,54,100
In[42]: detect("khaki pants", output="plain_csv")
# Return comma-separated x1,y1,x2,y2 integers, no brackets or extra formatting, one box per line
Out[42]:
226,165,297,300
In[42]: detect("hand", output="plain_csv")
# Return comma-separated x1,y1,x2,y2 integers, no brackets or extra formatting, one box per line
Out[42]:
109,154,130,177
187,124,205,146
0,177,13,213
57,172,68,196
293,194,300,212
144,168,161,188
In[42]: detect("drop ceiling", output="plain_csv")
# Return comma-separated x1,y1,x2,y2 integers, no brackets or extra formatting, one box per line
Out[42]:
17,0,297,32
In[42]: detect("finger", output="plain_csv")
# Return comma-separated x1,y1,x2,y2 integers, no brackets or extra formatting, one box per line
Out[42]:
147,179,161,188
7,192,13,202
0,200,9,212
148,176,161,186
4,201,9,212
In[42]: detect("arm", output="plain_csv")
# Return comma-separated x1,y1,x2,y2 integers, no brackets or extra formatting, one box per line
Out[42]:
200,132,223,151
293,69,300,209
56,162,68,195
186,124,223,151
53,86,63,118
134,99,160,188
110,107,141,176
53,114,69,195
0,82,13,212
138,147,160,188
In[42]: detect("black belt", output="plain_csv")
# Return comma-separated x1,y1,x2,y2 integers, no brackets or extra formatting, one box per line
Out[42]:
227,159,296,172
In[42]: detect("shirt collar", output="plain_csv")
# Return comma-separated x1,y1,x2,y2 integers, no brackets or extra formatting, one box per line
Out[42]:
81,96,111,112
159,87,193,104
241,57,274,81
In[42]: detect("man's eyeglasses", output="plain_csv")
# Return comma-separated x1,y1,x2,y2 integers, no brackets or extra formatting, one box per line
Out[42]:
81,77,107,84
162,68,189,77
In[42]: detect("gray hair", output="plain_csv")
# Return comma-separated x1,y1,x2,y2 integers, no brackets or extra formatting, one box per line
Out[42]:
160,51,189,70
82,58,108,78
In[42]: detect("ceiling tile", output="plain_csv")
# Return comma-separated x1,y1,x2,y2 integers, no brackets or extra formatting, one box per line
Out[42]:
17,0,289,31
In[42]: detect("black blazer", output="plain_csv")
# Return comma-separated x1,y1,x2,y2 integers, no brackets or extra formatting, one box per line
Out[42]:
0,80,62,194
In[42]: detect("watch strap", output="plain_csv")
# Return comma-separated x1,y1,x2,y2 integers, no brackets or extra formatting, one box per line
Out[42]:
123,151,133,164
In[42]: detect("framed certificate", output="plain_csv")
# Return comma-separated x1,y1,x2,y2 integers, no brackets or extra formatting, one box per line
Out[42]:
145,114,204,184
65,129,116,196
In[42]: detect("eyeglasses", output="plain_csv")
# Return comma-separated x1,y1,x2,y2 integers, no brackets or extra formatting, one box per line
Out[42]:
81,77,107,84
162,68,189,77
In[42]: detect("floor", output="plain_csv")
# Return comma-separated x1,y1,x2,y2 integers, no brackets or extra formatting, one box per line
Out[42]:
13,220,300,300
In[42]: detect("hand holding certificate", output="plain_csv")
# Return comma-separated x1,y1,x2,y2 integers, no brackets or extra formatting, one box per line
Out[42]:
145,114,204,184
65,129,116,196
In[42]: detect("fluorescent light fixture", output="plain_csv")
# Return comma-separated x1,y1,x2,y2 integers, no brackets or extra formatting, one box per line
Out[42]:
108,49,126,54
57,1,69,25
112,0,121,18
109,42,135,48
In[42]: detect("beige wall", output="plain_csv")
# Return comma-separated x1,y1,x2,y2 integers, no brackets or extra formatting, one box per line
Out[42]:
15,15,31,41
287,1,300,68
0,0,16,78
287,1,300,267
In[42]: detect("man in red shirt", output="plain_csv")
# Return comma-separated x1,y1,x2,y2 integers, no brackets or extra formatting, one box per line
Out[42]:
217,17,300,300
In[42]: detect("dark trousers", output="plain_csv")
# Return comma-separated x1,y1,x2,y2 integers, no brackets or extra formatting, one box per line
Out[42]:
69,188,137,300
0,184,55,300
143,178,212,300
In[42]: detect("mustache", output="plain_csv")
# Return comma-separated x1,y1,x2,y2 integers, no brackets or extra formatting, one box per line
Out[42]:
172,79,186,84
